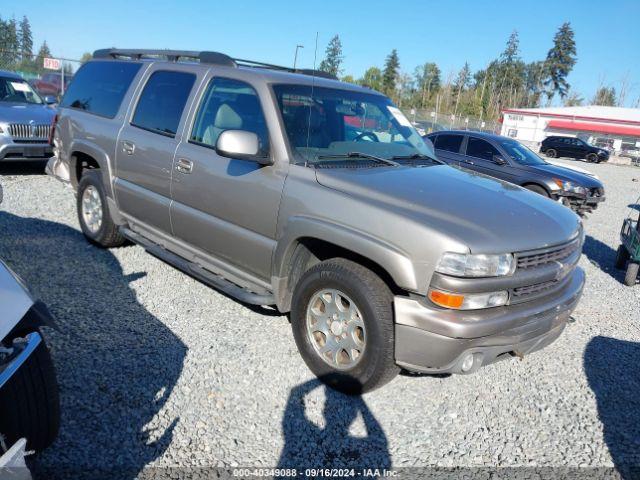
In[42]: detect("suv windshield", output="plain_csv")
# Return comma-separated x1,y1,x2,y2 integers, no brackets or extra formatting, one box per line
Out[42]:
0,76,42,104
499,138,546,166
273,84,435,166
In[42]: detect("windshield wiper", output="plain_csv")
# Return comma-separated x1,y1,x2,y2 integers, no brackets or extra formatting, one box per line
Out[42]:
390,153,445,165
316,152,400,167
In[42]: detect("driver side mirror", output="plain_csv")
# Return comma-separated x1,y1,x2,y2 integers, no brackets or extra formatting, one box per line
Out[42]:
215,130,272,165
43,95,57,105
493,154,507,165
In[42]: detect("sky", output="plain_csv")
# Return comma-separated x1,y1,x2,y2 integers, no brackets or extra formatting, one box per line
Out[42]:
4,0,640,106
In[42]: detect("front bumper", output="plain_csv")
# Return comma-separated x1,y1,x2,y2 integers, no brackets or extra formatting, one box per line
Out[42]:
394,266,585,374
556,190,605,214
0,141,53,161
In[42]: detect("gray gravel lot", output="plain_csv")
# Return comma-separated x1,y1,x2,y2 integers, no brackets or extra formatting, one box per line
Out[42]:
0,159,639,478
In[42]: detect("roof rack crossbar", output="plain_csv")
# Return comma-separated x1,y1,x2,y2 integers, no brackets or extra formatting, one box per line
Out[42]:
92,49,237,67
92,49,338,80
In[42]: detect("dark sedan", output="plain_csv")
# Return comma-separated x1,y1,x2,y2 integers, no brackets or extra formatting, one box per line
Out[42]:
424,130,605,215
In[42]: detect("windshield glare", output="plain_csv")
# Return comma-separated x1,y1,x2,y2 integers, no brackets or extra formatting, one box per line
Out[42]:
0,77,42,105
499,139,546,166
273,84,435,165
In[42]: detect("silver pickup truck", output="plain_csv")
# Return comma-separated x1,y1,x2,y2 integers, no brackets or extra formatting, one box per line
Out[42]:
48,49,585,393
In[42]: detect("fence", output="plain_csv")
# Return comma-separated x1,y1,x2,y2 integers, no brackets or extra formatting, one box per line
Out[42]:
404,107,502,135
0,50,82,100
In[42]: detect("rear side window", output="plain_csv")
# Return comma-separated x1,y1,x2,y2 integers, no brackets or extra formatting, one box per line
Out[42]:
131,70,196,137
466,137,501,161
190,77,269,153
60,61,141,118
434,134,463,153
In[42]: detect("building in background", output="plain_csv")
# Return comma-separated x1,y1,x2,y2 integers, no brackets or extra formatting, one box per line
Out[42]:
500,106,640,156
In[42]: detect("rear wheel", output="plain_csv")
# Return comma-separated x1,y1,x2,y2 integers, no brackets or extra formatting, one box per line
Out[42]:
545,149,557,158
0,332,60,452
586,153,598,163
290,258,399,394
624,262,639,287
615,245,629,269
77,170,125,248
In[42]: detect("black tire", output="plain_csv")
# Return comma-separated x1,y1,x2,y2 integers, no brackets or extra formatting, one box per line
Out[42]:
615,245,629,269
0,332,60,452
624,262,639,287
586,153,598,163
290,258,399,394
545,149,557,158
524,184,549,198
77,170,125,248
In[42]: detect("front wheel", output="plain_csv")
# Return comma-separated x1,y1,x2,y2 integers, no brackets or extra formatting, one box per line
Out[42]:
290,258,399,394
615,245,629,269
545,149,557,158
0,332,60,452
624,262,639,286
586,153,598,163
524,184,549,198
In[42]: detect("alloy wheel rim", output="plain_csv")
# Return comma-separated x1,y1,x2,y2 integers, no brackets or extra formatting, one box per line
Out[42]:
305,288,366,370
81,185,103,234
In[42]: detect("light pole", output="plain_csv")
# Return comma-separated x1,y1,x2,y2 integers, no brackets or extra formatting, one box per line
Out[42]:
293,45,304,70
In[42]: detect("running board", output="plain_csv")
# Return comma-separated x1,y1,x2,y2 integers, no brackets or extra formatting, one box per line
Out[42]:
120,227,275,306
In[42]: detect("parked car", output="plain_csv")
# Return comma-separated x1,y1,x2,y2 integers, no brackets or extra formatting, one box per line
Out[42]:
31,72,73,98
0,193,59,470
0,70,56,163
48,49,585,393
425,131,605,215
540,135,609,163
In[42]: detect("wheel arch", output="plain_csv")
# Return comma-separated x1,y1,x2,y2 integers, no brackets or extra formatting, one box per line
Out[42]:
68,140,113,195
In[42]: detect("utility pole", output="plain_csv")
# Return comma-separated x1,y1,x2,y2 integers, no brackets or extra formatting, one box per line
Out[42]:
293,45,304,70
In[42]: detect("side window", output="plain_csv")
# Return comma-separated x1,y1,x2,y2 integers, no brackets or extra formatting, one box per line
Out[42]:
131,70,196,137
61,61,142,118
190,77,269,154
466,137,501,161
434,134,463,153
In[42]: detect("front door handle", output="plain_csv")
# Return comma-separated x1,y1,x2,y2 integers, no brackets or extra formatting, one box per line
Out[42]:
122,141,135,155
175,158,194,174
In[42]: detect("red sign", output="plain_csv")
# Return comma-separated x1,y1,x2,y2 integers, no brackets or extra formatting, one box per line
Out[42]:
43,57,61,70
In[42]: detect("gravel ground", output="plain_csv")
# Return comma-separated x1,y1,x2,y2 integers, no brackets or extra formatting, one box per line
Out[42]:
0,160,639,478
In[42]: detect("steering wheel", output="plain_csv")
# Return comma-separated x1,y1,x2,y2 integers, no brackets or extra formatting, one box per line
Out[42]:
354,131,380,142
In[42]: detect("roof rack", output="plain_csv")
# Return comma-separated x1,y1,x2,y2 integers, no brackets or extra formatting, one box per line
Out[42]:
92,49,338,80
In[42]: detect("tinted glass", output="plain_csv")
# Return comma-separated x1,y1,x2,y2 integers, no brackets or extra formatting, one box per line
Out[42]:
61,61,141,118
191,77,269,153
272,84,434,166
466,137,500,161
132,70,195,137
499,139,545,166
434,134,463,153
0,77,42,104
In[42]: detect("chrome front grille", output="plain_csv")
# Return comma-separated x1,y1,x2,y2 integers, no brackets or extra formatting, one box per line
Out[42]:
512,280,558,298
8,123,50,141
516,238,580,270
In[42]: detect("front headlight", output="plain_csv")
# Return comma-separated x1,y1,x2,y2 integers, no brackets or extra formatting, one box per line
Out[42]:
553,178,587,195
436,252,515,277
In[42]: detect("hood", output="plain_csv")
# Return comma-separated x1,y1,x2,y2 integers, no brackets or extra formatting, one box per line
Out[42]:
315,165,581,254
530,163,603,188
544,159,599,179
0,102,56,125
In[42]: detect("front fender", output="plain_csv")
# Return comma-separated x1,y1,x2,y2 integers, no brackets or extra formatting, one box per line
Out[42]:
273,216,419,293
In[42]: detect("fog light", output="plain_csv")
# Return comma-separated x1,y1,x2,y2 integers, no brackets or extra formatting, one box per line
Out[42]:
461,354,475,372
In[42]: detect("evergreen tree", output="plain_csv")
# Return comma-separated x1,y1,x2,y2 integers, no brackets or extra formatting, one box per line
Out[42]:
382,49,400,97
19,16,33,60
0,17,20,65
359,66,383,92
318,35,343,77
544,22,577,100
592,86,616,106
563,90,584,107
500,30,520,64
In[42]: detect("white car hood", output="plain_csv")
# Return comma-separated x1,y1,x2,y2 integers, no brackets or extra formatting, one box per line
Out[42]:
0,261,34,340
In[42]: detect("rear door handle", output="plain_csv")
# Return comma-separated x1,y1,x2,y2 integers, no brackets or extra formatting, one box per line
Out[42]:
122,141,135,155
175,158,194,174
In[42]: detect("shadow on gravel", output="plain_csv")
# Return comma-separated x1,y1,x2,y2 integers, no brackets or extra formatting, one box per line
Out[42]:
277,379,390,472
0,212,187,479
585,337,640,479
583,235,624,284
0,160,47,176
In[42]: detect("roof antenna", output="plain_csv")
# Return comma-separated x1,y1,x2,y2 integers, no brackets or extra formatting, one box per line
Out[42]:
304,32,319,168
